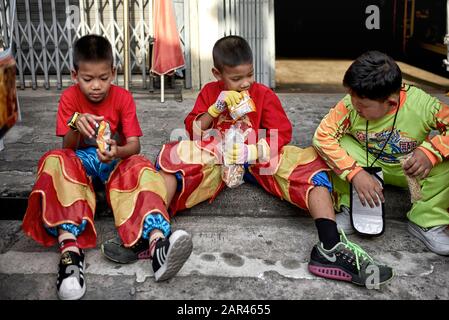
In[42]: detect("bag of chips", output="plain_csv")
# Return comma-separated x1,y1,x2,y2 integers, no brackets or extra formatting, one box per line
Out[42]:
221,125,246,188
221,91,256,188
0,50,18,140
96,120,111,152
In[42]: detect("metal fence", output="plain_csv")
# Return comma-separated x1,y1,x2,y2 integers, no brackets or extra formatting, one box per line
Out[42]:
218,0,275,88
0,0,190,90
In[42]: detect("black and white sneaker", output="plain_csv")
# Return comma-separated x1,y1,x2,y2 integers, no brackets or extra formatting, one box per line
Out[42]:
56,250,86,300
152,230,193,282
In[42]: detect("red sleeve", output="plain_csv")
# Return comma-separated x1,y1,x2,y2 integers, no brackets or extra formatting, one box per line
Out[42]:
119,91,142,138
260,90,292,151
184,83,217,138
56,88,77,137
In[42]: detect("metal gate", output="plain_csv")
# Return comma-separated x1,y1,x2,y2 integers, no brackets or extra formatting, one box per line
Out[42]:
218,0,275,88
0,0,190,90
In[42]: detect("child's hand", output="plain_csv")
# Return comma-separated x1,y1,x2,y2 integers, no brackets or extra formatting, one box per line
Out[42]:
224,143,257,164
97,139,118,163
208,91,242,118
76,113,104,138
218,90,242,108
351,169,384,208
402,149,432,179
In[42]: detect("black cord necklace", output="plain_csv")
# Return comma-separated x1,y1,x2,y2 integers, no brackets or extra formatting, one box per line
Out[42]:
365,96,400,168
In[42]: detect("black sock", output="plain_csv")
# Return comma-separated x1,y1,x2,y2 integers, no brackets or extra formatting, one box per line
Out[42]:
314,218,340,250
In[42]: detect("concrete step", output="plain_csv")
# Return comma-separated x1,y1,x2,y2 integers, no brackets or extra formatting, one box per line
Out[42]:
0,181,412,220
1,216,447,300
185,183,412,219
0,91,418,220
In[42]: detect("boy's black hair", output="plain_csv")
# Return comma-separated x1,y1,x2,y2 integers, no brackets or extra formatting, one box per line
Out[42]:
343,51,402,101
212,35,253,71
73,34,113,70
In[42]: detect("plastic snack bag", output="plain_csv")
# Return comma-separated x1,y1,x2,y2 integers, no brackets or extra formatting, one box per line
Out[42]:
96,120,111,152
221,91,256,188
222,125,247,188
0,1,18,141
0,50,18,140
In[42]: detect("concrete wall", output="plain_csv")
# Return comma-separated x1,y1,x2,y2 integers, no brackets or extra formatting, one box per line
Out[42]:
188,0,220,89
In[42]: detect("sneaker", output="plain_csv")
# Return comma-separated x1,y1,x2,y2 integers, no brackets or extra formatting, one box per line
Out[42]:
101,237,151,264
308,231,394,287
336,206,355,235
407,221,449,256
152,230,193,282
56,250,86,300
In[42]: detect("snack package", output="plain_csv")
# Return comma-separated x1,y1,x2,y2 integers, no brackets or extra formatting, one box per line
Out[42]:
0,51,18,140
96,120,111,152
221,162,245,188
399,156,422,203
228,91,256,120
221,124,248,188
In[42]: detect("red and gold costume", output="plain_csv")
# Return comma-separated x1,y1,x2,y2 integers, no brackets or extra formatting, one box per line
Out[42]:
22,85,170,248
157,81,329,214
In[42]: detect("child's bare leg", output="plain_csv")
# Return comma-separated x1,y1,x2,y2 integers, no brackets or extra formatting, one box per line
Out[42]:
308,186,335,221
159,170,177,209
308,186,340,249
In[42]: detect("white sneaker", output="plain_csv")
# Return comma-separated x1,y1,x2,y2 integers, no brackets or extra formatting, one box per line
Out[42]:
152,230,193,281
336,206,355,235
408,221,449,256
56,251,86,300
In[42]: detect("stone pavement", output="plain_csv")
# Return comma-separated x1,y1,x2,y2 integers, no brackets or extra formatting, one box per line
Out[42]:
0,88,448,300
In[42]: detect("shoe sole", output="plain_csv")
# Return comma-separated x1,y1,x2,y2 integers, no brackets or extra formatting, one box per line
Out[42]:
407,223,449,256
154,231,193,282
308,264,352,282
57,282,86,300
308,262,394,287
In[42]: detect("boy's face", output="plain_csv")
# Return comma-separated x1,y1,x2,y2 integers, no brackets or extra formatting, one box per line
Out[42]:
350,93,399,121
212,63,254,92
72,61,115,103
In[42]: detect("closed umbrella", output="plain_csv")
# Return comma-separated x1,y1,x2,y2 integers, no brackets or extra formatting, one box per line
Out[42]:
151,0,185,102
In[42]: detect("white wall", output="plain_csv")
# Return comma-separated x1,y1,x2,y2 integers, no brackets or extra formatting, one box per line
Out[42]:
188,0,220,89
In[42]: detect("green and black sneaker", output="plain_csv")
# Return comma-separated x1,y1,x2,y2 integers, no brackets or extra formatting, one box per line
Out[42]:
308,230,394,288
101,237,151,264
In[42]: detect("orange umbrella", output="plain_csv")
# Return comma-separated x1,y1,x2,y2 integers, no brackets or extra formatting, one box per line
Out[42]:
151,0,185,102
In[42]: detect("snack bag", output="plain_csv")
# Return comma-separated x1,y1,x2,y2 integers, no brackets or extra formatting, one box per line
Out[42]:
96,120,111,152
222,125,245,188
221,161,245,188
0,51,18,140
399,155,422,203
228,91,255,120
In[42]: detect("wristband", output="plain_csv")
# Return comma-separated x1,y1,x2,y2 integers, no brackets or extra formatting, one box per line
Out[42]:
67,112,80,132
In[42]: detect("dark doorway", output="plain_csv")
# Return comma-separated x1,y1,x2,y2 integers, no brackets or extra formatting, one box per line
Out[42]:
274,0,448,78
274,0,398,59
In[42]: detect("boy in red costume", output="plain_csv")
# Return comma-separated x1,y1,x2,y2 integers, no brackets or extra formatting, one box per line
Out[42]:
22,35,192,300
